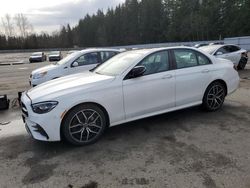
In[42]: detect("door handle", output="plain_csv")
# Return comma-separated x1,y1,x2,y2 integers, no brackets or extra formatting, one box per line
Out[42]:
201,69,209,73
162,74,173,79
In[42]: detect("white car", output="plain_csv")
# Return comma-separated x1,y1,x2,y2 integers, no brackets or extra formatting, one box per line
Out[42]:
21,47,239,145
30,48,121,86
29,52,46,63
199,44,248,70
48,51,62,61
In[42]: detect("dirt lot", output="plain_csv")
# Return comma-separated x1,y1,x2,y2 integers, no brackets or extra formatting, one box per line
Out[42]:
0,51,68,100
0,53,250,188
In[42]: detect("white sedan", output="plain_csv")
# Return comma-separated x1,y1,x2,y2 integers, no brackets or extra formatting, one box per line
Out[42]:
199,44,248,70
30,48,121,86
21,47,239,145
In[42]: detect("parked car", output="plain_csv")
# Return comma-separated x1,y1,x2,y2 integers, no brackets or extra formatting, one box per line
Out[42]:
48,51,62,61
29,48,121,87
199,44,248,70
21,47,239,145
29,52,46,63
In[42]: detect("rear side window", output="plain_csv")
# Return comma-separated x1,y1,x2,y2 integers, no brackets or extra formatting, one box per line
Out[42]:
228,45,240,52
196,52,211,65
173,49,198,69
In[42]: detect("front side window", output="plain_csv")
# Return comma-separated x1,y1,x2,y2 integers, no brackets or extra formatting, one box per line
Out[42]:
137,51,169,75
74,52,100,66
174,49,198,69
216,47,230,54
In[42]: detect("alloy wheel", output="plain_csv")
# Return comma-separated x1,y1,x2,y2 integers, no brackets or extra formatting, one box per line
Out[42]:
69,109,103,143
206,84,225,110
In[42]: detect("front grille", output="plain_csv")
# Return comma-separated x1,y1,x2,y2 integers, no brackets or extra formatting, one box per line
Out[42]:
21,102,29,117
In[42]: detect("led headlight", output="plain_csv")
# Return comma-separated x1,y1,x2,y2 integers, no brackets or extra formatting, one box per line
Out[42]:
32,101,58,114
33,71,47,79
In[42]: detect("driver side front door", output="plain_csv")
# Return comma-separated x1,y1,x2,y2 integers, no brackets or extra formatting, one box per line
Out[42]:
122,50,175,120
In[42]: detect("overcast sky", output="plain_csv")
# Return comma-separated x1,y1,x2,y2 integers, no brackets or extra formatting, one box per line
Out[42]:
0,0,125,34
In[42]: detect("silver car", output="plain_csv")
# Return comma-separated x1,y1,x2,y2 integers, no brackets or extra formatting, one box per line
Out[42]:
199,44,248,70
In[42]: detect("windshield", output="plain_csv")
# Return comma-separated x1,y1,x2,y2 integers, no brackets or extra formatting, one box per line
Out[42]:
94,51,143,76
56,52,80,65
199,46,220,54
32,52,42,56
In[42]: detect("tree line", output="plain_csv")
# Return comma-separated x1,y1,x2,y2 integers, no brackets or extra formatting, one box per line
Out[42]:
0,0,249,50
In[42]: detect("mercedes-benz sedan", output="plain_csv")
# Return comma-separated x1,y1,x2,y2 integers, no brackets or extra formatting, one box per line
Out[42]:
21,47,239,145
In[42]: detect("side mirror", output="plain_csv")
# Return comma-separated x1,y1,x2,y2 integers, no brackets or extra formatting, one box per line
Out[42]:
127,66,146,79
215,51,223,56
72,62,79,67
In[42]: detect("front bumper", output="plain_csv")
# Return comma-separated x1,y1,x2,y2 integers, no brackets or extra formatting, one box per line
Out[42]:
49,56,61,61
30,57,43,62
21,92,62,141
29,77,48,87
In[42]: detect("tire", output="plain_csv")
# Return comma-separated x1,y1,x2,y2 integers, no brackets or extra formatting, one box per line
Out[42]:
237,57,247,70
202,82,226,111
62,104,107,146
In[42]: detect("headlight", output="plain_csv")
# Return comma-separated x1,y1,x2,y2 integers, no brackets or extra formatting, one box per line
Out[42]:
32,101,58,114
33,71,47,79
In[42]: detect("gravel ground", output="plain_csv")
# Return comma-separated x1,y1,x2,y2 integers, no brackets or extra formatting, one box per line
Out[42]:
0,53,249,188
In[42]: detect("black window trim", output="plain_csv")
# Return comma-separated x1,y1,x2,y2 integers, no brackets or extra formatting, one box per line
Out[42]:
170,48,212,70
124,49,174,80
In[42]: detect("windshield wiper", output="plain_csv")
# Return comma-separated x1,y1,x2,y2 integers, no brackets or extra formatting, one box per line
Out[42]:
89,63,101,72
94,71,103,75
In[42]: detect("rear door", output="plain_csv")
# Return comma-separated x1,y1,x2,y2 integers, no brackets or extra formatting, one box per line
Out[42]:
172,49,213,106
214,46,240,64
227,45,241,64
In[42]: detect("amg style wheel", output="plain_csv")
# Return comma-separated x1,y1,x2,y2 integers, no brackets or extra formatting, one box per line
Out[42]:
202,82,226,111
62,104,107,146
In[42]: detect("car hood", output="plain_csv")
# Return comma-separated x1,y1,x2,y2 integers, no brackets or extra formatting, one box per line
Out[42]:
32,64,58,75
27,71,115,102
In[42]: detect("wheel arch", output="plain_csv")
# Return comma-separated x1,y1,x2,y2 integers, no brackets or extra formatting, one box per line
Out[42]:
206,79,228,96
60,102,110,140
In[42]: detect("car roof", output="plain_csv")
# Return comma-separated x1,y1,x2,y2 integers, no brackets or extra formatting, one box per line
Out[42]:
199,44,241,54
79,48,122,54
199,45,223,54
129,46,202,55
